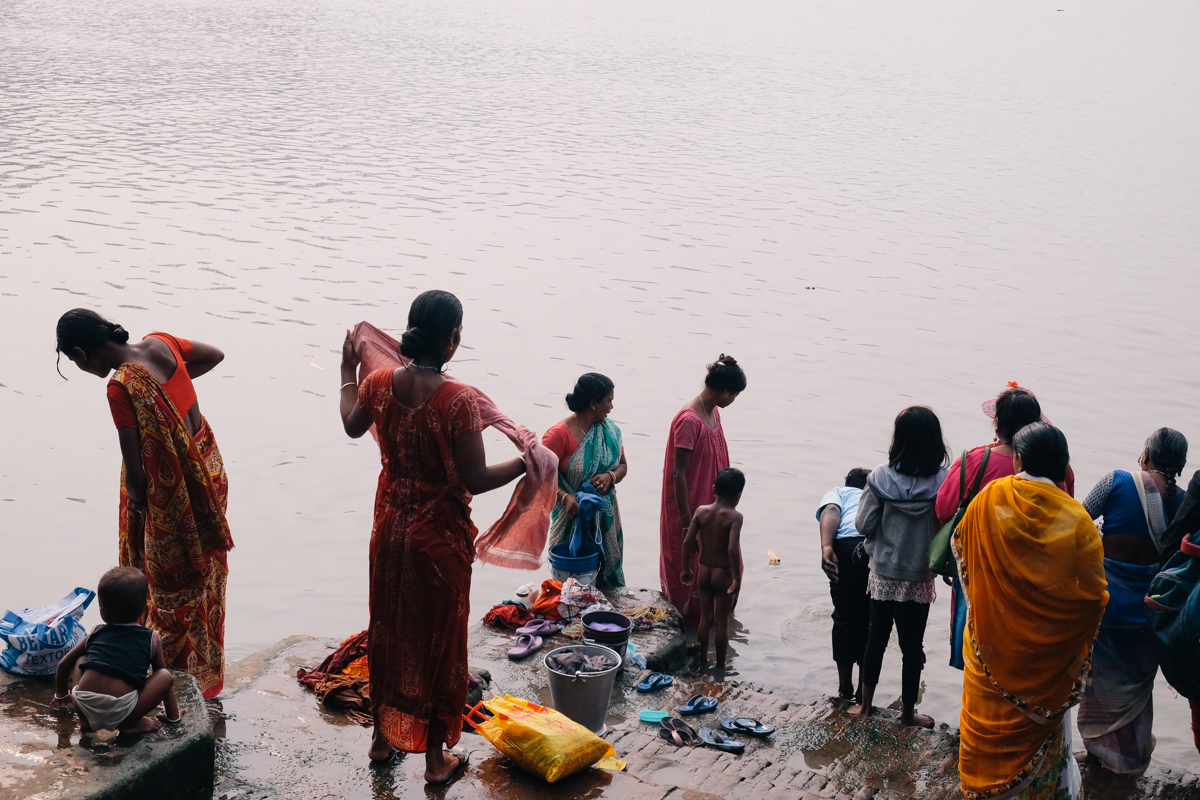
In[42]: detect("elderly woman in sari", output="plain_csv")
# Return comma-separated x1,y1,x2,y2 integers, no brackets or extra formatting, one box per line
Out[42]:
1077,428,1186,774
542,373,628,588
954,423,1108,800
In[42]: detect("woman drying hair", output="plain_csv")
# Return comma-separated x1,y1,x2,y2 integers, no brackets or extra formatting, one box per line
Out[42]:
340,290,527,784
55,308,232,699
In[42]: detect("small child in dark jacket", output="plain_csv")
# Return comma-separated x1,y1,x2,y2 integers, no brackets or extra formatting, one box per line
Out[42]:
53,567,181,733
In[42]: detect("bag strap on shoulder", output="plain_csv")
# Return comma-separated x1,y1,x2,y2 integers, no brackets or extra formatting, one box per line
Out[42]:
969,448,992,498
957,448,991,511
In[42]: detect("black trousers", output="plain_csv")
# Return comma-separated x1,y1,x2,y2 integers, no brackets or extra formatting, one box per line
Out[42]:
829,536,871,666
860,597,930,706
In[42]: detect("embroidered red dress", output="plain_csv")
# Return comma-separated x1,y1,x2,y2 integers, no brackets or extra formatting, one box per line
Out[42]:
359,369,483,753
659,407,733,627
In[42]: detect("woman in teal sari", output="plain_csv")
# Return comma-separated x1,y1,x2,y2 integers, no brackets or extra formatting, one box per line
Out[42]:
542,373,629,588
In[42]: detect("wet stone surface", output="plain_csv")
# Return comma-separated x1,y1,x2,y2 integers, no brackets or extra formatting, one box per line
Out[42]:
0,669,213,800
213,594,1200,800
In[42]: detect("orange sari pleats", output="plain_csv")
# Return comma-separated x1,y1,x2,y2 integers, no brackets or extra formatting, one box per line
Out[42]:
953,476,1107,798
113,363,233,699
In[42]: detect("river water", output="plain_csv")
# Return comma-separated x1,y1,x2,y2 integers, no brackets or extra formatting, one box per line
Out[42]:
2,0,1198,773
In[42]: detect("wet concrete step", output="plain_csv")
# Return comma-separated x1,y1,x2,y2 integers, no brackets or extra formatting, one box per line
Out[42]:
0,669,214,800
216,633,1200,800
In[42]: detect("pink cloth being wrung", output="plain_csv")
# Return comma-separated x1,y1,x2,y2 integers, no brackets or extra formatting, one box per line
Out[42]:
352,322,556,569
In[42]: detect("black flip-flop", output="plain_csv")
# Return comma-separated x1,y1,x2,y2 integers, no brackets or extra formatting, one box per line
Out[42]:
699,726,745,754
369,749,400,768
658,726,695,747
719,717,776,737
660,717,697,738
426,748,470,785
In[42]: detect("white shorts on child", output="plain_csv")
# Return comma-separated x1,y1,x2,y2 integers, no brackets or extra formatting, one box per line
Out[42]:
71,686,138,731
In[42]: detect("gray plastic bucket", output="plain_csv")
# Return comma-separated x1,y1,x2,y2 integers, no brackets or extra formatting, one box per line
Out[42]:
544,643,621,735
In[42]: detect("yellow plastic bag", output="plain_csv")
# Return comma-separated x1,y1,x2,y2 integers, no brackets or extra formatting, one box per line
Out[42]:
466,695,615,782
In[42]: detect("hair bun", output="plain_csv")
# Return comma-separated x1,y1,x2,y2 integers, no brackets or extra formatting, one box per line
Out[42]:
107,323,130,345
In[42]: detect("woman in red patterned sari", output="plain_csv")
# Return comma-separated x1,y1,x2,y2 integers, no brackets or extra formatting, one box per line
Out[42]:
56,309,233,700
340,290,526,784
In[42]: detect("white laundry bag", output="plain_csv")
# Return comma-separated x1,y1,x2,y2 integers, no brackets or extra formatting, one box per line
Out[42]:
0,587,96,675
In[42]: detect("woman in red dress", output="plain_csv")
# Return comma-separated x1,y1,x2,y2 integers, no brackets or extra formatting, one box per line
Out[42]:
660,356,746,629
340,290,526,784
56,309,232,699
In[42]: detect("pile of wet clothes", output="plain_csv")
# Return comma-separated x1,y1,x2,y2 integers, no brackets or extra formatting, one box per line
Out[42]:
298,631,489,725
545,648,620,675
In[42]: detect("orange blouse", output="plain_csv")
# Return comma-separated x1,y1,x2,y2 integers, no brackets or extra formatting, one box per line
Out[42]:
107,333,198,428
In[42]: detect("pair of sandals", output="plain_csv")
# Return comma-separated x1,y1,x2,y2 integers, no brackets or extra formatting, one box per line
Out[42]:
657,717,745,754
509,619,563,660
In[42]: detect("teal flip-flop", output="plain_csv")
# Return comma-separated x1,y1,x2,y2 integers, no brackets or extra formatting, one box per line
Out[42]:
639,710,669,724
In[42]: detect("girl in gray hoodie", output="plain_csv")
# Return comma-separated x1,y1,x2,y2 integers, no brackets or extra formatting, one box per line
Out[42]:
851,406,947,728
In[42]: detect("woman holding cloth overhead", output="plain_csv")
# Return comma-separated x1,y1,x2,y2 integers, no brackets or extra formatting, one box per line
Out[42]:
955,423,1108,800
340,290,526,784
659,355,746,628
55,309,233,700
542,373,629,588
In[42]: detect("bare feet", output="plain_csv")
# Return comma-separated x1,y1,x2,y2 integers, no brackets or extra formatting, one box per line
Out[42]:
157,709,186,724
119,715,163,734
424,750,463,784
900,711,935,729
847,703,874,717
367,727,394,762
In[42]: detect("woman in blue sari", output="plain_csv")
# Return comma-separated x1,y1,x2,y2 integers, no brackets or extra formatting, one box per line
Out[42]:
1079,428,1187,774
541,373,628,588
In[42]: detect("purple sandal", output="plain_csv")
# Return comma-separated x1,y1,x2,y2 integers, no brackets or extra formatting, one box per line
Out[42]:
515,619,561,637
508,634,544,661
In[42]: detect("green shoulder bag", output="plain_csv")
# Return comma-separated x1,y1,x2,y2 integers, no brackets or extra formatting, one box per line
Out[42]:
928,447,990,577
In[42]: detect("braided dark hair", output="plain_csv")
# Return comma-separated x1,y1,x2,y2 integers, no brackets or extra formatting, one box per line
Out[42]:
565,373,614,413
1145,427,1187,517
55,308,130,378
398,290,463,372
705,354,747,393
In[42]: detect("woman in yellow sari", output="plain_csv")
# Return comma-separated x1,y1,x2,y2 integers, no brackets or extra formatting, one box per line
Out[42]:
953,423,1108,800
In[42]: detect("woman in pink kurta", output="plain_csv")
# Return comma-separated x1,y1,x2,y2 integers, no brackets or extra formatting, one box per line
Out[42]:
660,356,747,628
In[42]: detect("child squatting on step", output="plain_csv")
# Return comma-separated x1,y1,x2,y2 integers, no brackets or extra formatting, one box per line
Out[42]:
52,567,183,733
680,467,745,670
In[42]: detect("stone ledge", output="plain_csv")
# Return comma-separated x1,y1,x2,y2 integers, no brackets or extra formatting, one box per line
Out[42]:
0,669,213,800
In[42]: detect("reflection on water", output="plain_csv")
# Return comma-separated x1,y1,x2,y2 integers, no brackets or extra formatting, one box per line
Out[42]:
2,0,1199,774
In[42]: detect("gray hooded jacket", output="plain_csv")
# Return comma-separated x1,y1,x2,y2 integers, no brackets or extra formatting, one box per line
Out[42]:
855,464,947,583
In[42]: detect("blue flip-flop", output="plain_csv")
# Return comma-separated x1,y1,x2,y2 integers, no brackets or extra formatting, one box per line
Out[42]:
678,694,718,716
719,717,776,737
636,672,674,693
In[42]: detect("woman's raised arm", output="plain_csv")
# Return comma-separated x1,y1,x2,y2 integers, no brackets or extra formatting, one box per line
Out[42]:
183,340,225,380
454,430,526,496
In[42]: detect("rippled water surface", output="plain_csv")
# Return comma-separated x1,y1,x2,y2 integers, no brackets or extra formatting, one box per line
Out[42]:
3,0,1199,772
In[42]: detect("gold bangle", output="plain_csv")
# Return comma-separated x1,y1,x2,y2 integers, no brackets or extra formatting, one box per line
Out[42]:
340,382,358,392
